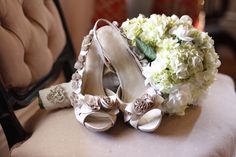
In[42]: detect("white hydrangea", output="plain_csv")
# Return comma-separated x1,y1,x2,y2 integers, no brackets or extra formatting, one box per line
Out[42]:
121,14,221,115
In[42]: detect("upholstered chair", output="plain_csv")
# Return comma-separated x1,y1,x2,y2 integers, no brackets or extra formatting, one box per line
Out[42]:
0,0,75,155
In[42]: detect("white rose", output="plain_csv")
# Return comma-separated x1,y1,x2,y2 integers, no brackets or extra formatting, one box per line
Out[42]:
165,84,192,115
170,14,179,22
169,25,193,42
180,15,193,25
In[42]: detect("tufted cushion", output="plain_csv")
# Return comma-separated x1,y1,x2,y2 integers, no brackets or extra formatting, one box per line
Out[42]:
0,0,65,88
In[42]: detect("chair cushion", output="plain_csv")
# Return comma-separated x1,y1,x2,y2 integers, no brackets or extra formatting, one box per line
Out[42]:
0,0,65,88
10,74,236,157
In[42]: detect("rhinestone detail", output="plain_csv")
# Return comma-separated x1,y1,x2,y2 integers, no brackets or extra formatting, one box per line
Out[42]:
47,85,67,104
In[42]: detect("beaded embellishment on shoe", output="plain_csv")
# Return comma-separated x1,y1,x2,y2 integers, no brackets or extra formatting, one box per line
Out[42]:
122,88,163,131
69,29,119,115
70,30,94,107
68,28,120,132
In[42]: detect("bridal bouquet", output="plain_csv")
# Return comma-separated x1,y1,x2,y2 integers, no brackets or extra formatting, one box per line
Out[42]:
121,14,221,115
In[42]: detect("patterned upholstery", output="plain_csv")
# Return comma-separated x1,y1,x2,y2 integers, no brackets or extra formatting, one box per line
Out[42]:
0,0,65,88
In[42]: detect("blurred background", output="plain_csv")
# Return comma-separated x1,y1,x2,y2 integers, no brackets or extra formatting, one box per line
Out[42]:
62,0,236,82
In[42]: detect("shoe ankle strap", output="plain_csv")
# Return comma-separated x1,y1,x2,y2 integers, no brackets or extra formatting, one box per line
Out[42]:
92,18,143,72
92,19,115,72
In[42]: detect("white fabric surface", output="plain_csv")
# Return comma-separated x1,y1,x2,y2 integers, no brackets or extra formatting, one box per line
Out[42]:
8,74,236,157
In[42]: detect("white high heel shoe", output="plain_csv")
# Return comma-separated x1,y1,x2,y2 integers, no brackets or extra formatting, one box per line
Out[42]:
93,19,164,132
39,29,119,132
39,19,164,132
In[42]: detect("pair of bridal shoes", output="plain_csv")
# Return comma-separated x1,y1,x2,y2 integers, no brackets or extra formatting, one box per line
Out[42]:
39,19,164,132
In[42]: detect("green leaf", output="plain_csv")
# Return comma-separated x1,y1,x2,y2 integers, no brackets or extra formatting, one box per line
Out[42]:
135,38,156,61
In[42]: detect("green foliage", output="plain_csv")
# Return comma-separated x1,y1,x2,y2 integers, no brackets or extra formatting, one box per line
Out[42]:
135,38,156,61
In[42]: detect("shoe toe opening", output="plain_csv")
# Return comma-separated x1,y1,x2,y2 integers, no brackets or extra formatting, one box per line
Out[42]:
84,113,114,132
138,109,162,132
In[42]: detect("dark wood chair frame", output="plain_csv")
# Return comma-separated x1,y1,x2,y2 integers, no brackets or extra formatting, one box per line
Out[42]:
0,0,76,148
